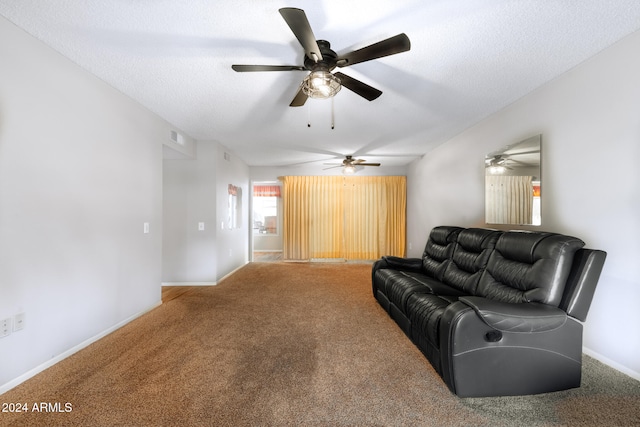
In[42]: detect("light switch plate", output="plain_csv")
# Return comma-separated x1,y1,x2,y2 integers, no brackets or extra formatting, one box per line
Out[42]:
1,318,11,338
13,313,25,331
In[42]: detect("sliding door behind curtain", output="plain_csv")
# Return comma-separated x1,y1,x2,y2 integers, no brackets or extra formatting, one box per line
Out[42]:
282,176,406,261
282,176,343,260
343,176,406,260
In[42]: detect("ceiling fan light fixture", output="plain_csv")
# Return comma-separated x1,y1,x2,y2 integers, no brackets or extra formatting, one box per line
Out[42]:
302,70,341,99
342,164,357,174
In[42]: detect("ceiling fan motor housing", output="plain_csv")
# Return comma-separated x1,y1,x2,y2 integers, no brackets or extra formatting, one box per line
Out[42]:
304,40,338,71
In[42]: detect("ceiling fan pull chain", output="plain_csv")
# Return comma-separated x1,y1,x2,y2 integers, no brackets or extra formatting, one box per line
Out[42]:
331,97,335,130
307,102,311,128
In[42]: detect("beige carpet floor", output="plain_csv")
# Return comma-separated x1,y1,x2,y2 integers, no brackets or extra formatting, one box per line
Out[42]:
1,262,639,426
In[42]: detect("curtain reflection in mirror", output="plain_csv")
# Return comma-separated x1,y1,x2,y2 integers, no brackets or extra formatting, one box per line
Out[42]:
485,176,533,224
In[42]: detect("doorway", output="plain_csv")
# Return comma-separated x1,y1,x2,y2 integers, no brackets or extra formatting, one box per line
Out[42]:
251,181,283,262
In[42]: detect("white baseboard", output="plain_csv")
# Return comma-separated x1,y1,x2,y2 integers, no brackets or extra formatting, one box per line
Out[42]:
161,282,217,286
217,262,249,283
583,346,640,381
162,262,249,287
0,300,162,395
162,262,248,286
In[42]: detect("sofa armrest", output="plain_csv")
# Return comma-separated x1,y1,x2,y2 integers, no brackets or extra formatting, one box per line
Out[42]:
381,256,423,272
459,296,567,333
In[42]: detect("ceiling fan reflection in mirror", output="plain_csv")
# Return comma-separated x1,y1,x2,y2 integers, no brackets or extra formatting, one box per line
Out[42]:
485,149,540,174
485,155,513,174
324,155,381,174
232,8,411,107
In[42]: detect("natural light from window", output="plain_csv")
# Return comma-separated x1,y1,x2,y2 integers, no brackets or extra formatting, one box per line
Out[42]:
253,196,278,235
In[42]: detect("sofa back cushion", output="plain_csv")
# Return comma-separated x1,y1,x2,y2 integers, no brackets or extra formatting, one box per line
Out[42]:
476,231,585,306
442,228,502,294
422,226,462,280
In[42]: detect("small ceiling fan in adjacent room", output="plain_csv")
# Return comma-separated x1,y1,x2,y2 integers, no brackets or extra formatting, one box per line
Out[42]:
232,7,411,107
324,155,381,174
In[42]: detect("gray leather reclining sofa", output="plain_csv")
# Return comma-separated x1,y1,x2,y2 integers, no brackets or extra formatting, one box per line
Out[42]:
372,226,606,397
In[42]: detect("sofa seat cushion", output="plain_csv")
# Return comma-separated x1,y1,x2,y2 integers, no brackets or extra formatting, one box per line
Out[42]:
402,272,467,297
378,270,465,314
407,293,460,350
373,268,403,295
385,273,432,313
374,269,435,296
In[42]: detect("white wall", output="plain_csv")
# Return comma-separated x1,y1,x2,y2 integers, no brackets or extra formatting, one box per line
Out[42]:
0,17,167,390
215,145,250,278
407,29,640,378
162,141,249,283
163,143,217,283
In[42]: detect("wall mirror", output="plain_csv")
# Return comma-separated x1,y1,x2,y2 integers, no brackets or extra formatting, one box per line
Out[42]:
485,134,541,225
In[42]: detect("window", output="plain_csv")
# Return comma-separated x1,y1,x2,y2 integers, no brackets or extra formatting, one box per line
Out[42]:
253,185,281,235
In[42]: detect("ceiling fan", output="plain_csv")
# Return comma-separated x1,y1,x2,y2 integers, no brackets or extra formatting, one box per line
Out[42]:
324,155,381,174
232,7,411,106
485,155,514,174
485,149,540,174
485,155,513,168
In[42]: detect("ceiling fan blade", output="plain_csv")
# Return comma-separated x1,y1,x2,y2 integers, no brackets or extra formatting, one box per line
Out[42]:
358,163,381,166
290,85,308,107
279,8,323,61
504,149,541,156
334,72,382,101
337,33,411,67
232,65,305,72
323,165,343,170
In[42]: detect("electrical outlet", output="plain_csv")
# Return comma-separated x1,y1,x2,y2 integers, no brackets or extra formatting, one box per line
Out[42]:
198,222,205,231
1,317,12,338
143,222,150,234
13,313,25,332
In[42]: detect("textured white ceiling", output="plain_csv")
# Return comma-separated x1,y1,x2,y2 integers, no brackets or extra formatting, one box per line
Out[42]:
2,1,640,167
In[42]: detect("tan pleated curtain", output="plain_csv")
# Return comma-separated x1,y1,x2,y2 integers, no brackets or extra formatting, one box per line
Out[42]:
485,175,533,224
281,176,406,261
